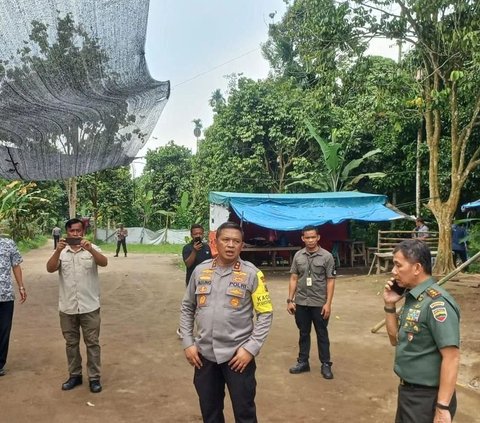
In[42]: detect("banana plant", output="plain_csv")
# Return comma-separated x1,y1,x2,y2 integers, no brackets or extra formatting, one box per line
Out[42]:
288,120,385,192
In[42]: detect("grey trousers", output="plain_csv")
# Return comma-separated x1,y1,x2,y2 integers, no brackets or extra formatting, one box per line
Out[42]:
59,308,101,380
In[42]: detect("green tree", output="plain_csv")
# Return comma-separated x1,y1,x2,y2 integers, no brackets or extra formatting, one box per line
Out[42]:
77,167,135,238
209,89,226,113
353,0,480,273
0,180,50,240
143,141,193,228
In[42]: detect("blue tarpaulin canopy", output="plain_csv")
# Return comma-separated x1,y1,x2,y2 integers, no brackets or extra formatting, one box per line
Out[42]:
461,199,480,212
209,191,405,231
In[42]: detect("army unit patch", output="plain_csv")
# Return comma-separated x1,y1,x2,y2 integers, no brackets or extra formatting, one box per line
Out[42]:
432,307,448,322
430,301,445,309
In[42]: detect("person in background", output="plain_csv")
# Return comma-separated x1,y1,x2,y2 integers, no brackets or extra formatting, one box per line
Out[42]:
46,218,108,393
114,224,128,257
0,230,27,377
383,239,460,423
451,223,468,267
177,224,211,339
52,225,61,249
413,217,429,238
180,221,273,423
287,225,336,379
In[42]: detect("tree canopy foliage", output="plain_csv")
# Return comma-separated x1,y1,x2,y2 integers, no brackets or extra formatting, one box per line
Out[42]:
6,0,480,273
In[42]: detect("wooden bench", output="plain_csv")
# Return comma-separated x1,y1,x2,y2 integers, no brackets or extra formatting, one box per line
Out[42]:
368,230,439,275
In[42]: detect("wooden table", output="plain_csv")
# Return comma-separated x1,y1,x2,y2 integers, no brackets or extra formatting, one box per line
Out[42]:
332,240,367,267
241,246,301,269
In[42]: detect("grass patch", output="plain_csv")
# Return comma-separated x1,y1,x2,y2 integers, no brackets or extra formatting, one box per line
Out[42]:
17,235,48,254
93,240,183,255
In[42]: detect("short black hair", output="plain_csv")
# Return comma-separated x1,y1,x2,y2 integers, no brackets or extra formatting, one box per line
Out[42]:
216,221,243,239
65,218,84,231
416,217,425,224
190,224,204,233
393,239,432,275
302,225,318,235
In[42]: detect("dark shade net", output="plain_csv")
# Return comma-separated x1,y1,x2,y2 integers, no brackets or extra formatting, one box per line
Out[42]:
0,0,169,180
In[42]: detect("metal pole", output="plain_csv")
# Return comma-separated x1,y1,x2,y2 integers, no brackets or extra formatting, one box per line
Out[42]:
370,250,480,333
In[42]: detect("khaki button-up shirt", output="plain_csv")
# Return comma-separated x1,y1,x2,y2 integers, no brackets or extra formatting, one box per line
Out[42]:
58,245,102,314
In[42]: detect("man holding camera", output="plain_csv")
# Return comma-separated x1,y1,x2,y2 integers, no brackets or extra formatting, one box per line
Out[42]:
182,224,212,287
46,218,108,394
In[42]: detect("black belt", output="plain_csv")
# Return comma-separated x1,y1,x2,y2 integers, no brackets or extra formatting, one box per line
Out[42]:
399,379,437,389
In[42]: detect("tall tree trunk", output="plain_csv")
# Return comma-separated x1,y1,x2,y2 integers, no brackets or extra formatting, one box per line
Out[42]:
415,125,422,217
65,177,77,218
429,205,455,275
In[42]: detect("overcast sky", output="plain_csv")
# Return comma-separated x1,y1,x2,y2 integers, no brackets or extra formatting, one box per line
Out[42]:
135,1,398,175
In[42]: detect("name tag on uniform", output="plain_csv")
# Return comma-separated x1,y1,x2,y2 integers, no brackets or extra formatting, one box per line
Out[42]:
306,277,312,286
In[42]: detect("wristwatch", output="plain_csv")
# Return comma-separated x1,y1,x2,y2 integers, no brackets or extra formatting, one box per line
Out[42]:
286,299,294,304
436,403,450,410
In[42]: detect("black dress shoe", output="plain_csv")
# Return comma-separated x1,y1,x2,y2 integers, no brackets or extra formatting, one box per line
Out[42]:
321,363,334,379
62,375,83,390
89,379,102,393
0,367,5,376
289,361,310,374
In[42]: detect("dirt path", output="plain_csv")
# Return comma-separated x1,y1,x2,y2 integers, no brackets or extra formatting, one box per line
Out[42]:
2,245,479,422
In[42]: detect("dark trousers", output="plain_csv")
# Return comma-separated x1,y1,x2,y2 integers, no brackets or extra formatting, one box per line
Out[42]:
294,304,331,364
59,309,101,380
395,384,457,423
453,249,468,266
193,356,257,423
116,239,127,256
0,301,14,369
53,235,60,249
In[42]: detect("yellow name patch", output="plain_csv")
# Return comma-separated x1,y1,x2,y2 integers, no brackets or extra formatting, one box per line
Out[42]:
252,270,273,313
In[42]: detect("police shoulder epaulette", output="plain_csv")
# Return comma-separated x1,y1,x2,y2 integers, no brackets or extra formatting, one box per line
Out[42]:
426,287,442,299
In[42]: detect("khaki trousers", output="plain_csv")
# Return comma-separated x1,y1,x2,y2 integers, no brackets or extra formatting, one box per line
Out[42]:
59,308,101,380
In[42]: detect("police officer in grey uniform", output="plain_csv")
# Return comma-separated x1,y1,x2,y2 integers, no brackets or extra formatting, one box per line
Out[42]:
384,239,460,423
287,225,336,379
180,221,273,423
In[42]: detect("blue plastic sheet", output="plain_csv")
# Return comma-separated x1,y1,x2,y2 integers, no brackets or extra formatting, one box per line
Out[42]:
209,191,404,231
461,199,480,212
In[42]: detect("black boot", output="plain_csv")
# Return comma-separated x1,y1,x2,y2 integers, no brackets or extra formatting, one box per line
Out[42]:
62,375,83,390
321,362,334,379
289,361,310,374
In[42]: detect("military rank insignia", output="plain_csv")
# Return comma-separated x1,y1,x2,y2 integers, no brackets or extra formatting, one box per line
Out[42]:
426,287,442,299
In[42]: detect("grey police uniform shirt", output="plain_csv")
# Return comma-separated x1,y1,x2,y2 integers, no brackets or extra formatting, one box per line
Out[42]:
180,258,273,364
290,247,336,307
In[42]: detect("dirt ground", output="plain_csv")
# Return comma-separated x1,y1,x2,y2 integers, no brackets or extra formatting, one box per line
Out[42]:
2,244,479,423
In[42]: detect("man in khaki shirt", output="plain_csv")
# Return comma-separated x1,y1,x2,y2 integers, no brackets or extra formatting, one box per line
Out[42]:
47,218,108,393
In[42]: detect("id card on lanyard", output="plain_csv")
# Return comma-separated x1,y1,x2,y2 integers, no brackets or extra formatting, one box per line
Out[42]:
306,254,314,286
